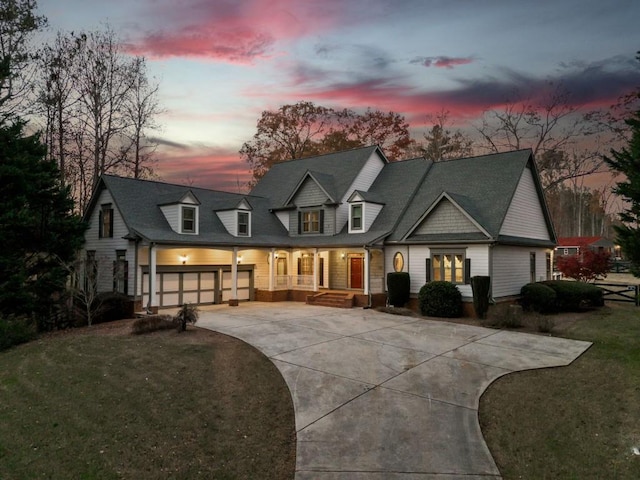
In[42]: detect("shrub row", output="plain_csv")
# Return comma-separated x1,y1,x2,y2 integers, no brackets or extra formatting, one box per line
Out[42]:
521,280,604,313
131,315,175,334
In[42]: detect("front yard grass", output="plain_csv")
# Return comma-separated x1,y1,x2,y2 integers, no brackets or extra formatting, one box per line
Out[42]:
0,320,295,480
480,303,640,479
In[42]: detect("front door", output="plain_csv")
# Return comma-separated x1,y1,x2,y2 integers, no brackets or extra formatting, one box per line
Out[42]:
350,257,363,289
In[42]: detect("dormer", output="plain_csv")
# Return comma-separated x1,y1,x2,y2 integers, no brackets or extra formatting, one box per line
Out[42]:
158,191,200,235
216,198,252,237
347,190,384,233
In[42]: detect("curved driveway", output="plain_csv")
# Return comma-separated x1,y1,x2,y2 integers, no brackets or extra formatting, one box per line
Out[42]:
196,302,591,479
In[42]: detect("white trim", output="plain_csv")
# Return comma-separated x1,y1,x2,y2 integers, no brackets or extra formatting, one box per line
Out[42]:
349,202,364,233
180,205,199,235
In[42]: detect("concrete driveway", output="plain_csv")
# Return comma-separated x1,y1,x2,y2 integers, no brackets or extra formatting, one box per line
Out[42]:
195,302,591,479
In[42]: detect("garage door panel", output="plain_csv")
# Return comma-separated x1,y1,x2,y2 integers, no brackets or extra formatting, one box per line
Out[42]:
162,292,180,306
163,273,180,291
200,290,214,303
201,273,214,289
183,273,198,290
183,291,199,304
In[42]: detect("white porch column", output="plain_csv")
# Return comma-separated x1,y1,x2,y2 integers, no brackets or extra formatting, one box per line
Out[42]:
268,248,275,291
313,248,319,292
230,247,238,306
364,249,370,295
147,243,157,312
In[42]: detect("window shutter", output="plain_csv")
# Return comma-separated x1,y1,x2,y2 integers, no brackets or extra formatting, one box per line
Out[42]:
319,209,324,233
465,258,471,284
109,210,114,237
425,258,431,283
98,210,103,238
298,211,302,234
113,260,117,291
297,258,301,275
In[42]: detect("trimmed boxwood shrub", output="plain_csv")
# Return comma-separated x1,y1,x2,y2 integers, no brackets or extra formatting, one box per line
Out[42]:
418,281,462,318
471,276,491,319
92,292,133,324
540,280,604,311
387,272,410,307
521,282,557,313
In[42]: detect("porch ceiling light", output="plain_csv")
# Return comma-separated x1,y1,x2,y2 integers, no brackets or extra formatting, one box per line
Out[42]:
179,254,188,265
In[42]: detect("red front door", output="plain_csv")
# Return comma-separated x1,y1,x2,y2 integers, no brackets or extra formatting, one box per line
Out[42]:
350,257,363,289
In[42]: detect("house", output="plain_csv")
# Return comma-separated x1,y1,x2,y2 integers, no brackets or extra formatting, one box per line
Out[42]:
82,146,557,313
555,236,616,258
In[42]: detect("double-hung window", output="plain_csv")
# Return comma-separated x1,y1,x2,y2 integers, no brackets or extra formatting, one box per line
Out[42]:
237,211,249,236
302,210,320,233
99,204,113,238
351,204,363,231
182,206,196,233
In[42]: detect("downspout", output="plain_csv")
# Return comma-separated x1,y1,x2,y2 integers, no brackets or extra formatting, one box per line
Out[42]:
488,242,496,304
133,238,139,307
363,245,372,309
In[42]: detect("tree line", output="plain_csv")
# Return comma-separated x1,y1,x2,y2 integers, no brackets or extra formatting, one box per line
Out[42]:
1,1,161,212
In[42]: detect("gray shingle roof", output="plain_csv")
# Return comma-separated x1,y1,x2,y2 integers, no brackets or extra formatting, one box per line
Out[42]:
100,175,288,246
389,149,535,242
250,145,383,207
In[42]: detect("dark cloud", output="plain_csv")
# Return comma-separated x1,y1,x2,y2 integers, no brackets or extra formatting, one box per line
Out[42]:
410,55,474,69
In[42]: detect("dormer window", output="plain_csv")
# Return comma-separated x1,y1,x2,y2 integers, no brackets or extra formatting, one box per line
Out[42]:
303,210,320,233
238,211,250,236
182,206,196,233
350,204,363,231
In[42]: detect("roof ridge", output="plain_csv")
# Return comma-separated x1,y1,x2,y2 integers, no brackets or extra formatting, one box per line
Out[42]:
276,144,379,165
437,148,533,163
103,174,251,197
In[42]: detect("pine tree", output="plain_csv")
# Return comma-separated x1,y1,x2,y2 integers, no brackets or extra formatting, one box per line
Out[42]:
604,109,640,276
0,121,86,325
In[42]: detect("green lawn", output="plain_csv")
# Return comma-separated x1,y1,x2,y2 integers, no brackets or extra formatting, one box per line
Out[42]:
480,303,640,479
0,322,295,480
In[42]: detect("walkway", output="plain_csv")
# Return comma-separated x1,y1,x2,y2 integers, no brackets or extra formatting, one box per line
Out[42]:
195,302,591,479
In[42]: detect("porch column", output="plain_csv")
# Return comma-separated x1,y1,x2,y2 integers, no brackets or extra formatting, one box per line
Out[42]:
364,249,370,295
268,248,275,291
147,243,157,312
313,248,319,292
230,247,238,306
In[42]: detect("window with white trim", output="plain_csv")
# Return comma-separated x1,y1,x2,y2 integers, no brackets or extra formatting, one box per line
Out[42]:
237,211,249,236
182,206,196,233
350,204,363,231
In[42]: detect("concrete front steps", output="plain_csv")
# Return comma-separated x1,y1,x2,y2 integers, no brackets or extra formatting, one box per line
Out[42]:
307,292,354,308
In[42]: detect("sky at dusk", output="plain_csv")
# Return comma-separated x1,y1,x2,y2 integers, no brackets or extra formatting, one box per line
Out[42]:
38,0,640,192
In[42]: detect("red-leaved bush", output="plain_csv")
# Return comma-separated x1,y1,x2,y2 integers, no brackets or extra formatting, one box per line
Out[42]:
556,249,611,282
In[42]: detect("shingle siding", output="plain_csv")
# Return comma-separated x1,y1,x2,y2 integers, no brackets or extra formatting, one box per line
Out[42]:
293,177,329,206
414,199,479,235
500,167,550,240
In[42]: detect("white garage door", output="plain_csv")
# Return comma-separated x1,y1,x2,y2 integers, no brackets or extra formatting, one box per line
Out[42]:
221,271,251,301
142,271,217,307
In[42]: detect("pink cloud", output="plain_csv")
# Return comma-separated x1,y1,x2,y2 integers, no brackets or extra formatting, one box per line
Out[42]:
411,56,475,69
126,0,343,63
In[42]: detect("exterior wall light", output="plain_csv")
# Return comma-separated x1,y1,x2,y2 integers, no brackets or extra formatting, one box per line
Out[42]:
179,254,188,265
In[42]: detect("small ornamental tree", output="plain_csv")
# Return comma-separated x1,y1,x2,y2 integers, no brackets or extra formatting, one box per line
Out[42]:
556,249,611,282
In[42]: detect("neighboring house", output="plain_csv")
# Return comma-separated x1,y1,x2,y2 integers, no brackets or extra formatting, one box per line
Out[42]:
82,146,556,312
555,236,616,258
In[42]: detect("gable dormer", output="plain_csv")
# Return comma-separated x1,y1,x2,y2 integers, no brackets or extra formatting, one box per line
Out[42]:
404,192,490,240
347,190,384,233
215,198,253,237
158,191,200,235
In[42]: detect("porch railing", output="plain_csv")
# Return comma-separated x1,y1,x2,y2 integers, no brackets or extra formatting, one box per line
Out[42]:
254,275,315,291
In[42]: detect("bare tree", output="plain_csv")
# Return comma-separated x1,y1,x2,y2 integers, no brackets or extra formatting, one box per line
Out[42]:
72,27,137,188
0,0,46,121
119,56,161,179
475,86,605,192
421,110,473,161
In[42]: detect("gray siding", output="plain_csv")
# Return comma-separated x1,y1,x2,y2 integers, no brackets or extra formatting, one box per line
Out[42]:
293,177,329,206
500,167,550,240
160,204,179,232
414,199,480,235
364,202,383,231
